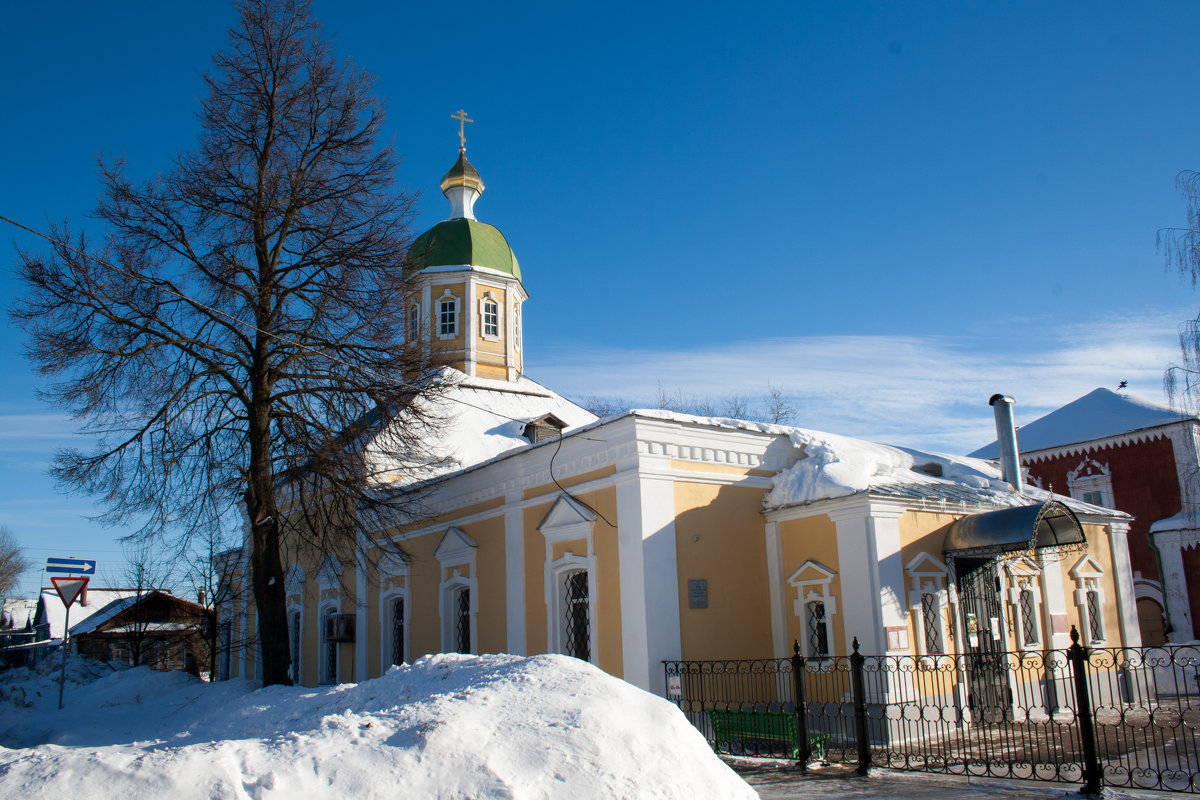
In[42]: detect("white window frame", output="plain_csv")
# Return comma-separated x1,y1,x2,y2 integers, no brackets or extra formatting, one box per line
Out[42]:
905,552,951,660
1005,556,1044,650
408,301,421,343
1067,458,1114,509
437,290,460,339
435,527,478,654
787,560,838,659
316,555,342,685
318,603,340,685
479,292,501,341
512,302,521,351
1070,555,1108,646
285,562,306,685
538,496,599,664
377,551,410,672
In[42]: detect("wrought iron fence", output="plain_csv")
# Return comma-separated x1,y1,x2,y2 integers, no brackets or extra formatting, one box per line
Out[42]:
663,630,1200,793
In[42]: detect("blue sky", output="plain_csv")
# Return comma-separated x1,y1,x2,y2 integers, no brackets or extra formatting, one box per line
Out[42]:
1,1,1197,596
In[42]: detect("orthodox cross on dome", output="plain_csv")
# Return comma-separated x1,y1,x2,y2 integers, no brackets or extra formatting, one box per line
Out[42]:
451,109,473,151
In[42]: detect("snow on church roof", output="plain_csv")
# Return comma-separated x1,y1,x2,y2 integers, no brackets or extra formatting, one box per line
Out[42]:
968,388,1192,459
370,368,597,487
626,409,1122,516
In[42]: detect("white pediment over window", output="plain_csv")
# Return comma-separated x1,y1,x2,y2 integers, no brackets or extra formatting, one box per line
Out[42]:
537,495,597,546
1069,553,1105,579
787,560,836,586
905,552,949,578
316,555,342,591
284,562,306,599
434,527,477,566
378,549,411,581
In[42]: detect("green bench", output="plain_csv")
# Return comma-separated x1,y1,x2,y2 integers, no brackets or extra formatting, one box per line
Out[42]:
707,708,828,761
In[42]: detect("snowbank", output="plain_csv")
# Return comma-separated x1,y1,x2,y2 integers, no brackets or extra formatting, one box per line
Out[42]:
0,652,754,800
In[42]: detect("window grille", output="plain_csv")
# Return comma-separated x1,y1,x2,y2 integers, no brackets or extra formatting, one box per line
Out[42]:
921,592,942,654
454,588,471,654
807,601,828,657
323,609,337,683
562,570,590,661
218,620,232,680
1087,587,1104,642
482,299,499,338
391,597,405,666
289,611,301,683
409,304,419,342
1019,587,1039,646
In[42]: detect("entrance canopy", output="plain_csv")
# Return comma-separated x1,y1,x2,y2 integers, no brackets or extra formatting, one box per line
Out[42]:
943,500,1085,559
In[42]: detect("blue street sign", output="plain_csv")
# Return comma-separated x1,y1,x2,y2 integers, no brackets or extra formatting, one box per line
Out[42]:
45,558,96,575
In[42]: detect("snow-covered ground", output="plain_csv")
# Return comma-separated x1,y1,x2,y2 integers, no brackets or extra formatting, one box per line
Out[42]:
0,652,755,799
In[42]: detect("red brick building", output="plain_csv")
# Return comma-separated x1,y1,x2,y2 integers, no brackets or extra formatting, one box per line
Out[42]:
972,388,1200,645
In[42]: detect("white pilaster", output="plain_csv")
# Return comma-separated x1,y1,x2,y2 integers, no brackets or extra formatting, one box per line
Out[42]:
615,469,681,694
1152,529,1195,642
764,519,787,659
1106,521,1142,648
355,529,368,681
464,276,476,377
829,503,884,654
1037,549,1072,649
505,499,526,654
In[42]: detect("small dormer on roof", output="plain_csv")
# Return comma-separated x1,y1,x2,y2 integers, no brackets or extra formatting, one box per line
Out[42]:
524,413,567,443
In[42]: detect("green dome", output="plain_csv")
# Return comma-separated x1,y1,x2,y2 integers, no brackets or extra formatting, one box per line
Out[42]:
405,218,521,281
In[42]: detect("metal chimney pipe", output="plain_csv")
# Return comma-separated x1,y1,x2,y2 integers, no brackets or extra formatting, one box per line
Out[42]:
989,393,1023,494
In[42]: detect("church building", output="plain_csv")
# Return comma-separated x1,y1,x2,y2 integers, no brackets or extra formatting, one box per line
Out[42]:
218,131,1143,702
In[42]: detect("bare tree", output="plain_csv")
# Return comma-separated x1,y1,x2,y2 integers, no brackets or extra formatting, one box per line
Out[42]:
761,383,798,425
116,543,176,667
0,526,30,598
11,0,445,686
1162,170,1200,415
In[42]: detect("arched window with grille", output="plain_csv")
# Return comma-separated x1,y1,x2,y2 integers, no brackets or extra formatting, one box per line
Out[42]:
806,601,829,657
288,610,302,684
453,587,471,653
390,596,406,666
561,569,590,661
1070,555,1108,645
320,606,338,684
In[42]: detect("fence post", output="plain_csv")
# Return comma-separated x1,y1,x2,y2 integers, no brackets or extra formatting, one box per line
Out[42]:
1068,626,1102,795
791,640,811,771
850,636,870,775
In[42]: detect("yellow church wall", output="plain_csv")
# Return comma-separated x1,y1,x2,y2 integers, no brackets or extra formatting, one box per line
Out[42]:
459,513,507,654
523,505,549,655
778,513,844,657
668,459,774,478
552,538,588,562
474,363,509,380
523,465,617,501
1058,523,1123,645
396,529,444,663
673,481,773,661
522,486,623,676
898,510,963,656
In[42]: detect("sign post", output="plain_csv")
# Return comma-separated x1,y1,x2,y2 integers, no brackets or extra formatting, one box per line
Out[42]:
51,575,90,710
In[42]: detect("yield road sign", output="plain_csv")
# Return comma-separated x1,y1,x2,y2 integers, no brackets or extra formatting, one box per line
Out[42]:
51,576,89,607
46,558,96,575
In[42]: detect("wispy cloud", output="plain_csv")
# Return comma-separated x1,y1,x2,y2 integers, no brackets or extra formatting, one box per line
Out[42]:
529,311,1184,453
